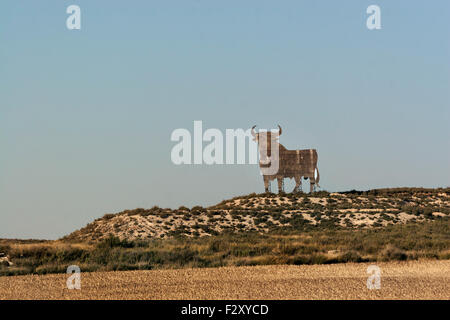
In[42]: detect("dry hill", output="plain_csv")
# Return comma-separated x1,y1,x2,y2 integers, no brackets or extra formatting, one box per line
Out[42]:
64,188,450,242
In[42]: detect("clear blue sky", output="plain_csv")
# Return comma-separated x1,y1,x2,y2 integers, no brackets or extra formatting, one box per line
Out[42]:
1,1,449,239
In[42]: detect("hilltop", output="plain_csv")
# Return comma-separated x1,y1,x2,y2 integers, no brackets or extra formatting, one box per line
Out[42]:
64,187,450,242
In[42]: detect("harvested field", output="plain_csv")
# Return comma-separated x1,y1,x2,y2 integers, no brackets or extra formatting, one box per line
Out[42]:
0,260,448,300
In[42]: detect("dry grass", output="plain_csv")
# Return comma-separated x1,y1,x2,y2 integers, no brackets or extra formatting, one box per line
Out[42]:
2,218,449,276
0,260,448,300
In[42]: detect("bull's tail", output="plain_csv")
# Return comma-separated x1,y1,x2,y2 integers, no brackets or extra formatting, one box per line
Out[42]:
314,166,320,188
313,149,320,189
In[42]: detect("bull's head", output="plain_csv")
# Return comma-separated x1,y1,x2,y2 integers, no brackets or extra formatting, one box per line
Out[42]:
251,125,282,175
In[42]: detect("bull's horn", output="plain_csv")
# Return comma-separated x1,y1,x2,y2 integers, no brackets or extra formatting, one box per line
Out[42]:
251,125,257,137
278,125,282,136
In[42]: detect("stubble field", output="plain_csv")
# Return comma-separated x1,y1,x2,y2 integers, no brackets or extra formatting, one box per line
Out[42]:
0,259,448,300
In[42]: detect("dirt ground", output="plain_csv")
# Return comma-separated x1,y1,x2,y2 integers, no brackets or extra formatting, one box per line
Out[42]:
0,260,448,300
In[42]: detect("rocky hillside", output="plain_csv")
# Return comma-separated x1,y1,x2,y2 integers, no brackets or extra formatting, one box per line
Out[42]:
63,188,450,242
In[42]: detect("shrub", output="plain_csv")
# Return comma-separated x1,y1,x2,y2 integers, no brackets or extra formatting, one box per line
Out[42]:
380,245,408,261
338,251,363,263
97,235,135,249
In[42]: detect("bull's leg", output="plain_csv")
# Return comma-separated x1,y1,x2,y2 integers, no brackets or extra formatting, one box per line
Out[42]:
263,176,270,193
294,175,302,193
309,176,316,193
277,177,284,194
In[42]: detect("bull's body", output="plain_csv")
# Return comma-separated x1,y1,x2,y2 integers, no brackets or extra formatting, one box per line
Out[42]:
252,126,320,193
262,145,319,193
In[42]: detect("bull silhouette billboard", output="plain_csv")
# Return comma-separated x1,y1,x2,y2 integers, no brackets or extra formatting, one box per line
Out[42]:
251,125,320,193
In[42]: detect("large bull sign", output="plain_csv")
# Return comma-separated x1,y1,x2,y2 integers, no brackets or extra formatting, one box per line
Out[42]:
251,125,320,193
